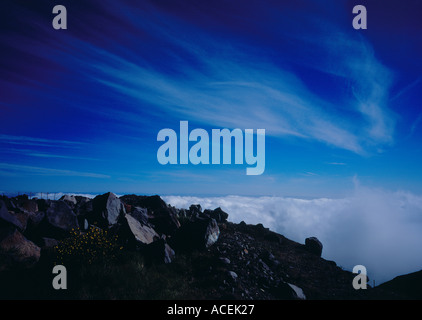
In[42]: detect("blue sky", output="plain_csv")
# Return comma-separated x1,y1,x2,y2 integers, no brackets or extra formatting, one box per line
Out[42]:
0,0,421,197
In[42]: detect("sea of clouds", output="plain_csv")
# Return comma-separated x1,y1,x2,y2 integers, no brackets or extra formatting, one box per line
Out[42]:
163,185,422,285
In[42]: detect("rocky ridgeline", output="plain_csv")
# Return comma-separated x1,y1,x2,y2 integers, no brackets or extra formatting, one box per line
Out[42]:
0,192,226,270
2,192,411,300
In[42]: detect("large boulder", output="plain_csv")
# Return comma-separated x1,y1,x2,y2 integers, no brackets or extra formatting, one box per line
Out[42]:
203,207,229,223
112,214,159,249
24,211,45,241
0,196,18,213
36,199,51,213
21,200,38,213
44,200,79,238
145,239,175,264
119,214,159,247
60,195,77,208
0,200,24,230
188,204,202,219
169,217,220,252
130,207,149,225
90,192,125,228
120,195,180,235
305,237,323,257
0,226,41,271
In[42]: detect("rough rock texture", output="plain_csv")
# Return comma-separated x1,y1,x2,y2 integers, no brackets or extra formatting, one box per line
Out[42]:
0,200,24,230
119,195,180,235
129,206,149,225
60,195,77,207
0,226,41,271
145,239,175,264
204,207,229,223
45,200,79,237
121,213,159,246
170,217,220,251
0,192,417,300
91,192,126,227
305,237,323,257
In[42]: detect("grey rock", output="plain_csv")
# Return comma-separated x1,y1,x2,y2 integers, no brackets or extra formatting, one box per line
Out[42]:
288,283,306,300
228,271,238,280
130,206,149,225
91,192,126,227
45,200,79,234
119,195,180,235
122,213,159,245
60,195,77,207
219,257,231,265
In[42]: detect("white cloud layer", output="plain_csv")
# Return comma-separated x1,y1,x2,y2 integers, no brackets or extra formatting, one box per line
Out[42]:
163,185,422,284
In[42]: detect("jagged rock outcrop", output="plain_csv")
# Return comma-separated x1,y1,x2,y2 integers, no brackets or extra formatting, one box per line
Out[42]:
60,195,77,207
129,206,149,225
0,200,24,230
0,226,40,271
44,200,79,236
145,238,175,264
118,213,160,247
1,192,416,300
169,216,220,251
305,236,323,257
204,207,229,223
120,194,180,235
0,193,223,270
90,192,126,228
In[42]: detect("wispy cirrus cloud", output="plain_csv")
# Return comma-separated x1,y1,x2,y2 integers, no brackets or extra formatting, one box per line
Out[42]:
0,134,86,148
0,163,109,179
3,148,99,161
79,4,395,155
2,1,395,156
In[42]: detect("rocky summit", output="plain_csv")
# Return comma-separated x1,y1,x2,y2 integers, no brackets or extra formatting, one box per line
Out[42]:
0,193,419,300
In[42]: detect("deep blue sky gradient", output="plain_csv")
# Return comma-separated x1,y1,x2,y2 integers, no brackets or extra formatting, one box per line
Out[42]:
0,0,421,197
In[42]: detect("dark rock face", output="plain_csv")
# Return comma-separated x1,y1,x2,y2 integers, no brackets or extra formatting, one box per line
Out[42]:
21,200,38,213
119,194,180,235
5,192,416,300
145,239,175,264
25,211,45,242
0,200,24,230
45,200,79,237
204,207,229,223
36,199,51,213
1,193,224,276
0,226,40,271
170,217,220,251
188,204,202,219
374,269,422,299
90,192,125,228
305,237,323,257
130,207,149,225
59,195,77,208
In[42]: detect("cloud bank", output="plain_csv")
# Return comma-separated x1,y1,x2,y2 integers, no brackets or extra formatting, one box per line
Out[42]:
164,184,422,284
